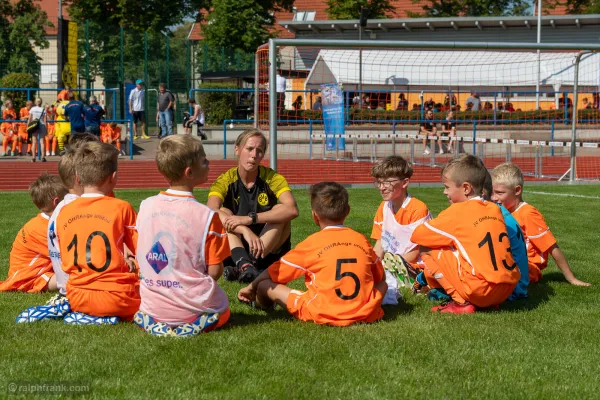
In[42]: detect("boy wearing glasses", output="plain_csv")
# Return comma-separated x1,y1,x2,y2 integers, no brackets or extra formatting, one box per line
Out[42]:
371,156,431,303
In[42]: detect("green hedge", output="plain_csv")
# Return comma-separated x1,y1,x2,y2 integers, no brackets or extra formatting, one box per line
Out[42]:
195,83,236,125
273,108,600,124
0,73,37,111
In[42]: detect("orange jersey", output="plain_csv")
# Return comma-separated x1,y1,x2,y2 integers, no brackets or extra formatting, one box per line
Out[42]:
512,202,557,283
268,226,384,326
56,194,139,293
101,125,121,142
1,122,16,137
0,214,53,292
371,196,430,240
19,107,30,120
3,108,17,120
411,197,520,286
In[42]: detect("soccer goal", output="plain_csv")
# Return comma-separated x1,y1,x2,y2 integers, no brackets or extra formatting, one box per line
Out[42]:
257,39,600,182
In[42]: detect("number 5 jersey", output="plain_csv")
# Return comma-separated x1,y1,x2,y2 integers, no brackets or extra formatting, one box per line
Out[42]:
267,225,385,326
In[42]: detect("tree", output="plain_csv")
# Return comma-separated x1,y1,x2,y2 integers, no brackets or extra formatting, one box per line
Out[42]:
409,0,530,17
554,0,600,14
200,0,294,52
0,73,37,110
0,0,53,81
326,0,396,20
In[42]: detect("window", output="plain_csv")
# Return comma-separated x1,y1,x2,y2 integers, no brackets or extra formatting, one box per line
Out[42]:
41,65,58,84
293,11,316,21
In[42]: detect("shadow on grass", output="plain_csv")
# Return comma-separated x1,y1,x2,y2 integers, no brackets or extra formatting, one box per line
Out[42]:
225,307,293,329
499,279,556,312
382,300,415,321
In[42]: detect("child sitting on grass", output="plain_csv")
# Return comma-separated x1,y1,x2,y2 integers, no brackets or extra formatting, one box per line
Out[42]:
411,155,521,314
134,135,231,337
491,163,590,287
55,142,140,325
370,155,431,303
0,173,67,293
238,182,387,326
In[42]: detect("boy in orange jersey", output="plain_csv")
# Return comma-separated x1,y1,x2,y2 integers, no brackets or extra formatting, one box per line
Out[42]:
238,182,387,326
370,155,431,303
1,114,18,156
45,104,57,156
101,122,122,153
134,135,231,337
491,163,590,287
17,100,33,155
411,155,521,314
55,141,140,325
0,173,67,293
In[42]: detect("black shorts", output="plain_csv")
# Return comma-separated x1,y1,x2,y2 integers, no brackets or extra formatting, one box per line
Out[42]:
132,111,145,123
223,234,292,271
183,120,203,129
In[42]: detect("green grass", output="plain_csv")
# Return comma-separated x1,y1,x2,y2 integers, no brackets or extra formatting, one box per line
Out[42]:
1,186,599,399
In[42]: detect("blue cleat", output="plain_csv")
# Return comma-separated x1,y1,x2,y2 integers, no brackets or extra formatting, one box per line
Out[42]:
173,312,220,337
16,300,71,323
64,312,119,325
133,311,174,337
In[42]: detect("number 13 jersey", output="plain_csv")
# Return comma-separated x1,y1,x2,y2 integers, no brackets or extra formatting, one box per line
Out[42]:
56,193,139,292
268,226,385,326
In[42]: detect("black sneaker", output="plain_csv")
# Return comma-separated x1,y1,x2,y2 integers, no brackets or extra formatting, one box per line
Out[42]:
223,265,240,282
238,263,260,283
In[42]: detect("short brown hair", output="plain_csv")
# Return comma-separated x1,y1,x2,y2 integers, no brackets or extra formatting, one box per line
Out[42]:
29,172,67,212
59,134,100,188
371,155,413,180
308,182,349,222
156,135,206,183
442,154,487,195
75,142,119,187
491,162,524,190
482,170,493,201
66,132,99,150
235,129,267,152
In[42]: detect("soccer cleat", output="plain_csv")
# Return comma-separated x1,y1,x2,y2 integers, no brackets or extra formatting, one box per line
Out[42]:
223,265,240,281
431,301,476,314
134,311,174,337
45,293,69,307
411,271,430,295
238,263,260,283
64,312,119,325
173,313,220,337
16,301,72,323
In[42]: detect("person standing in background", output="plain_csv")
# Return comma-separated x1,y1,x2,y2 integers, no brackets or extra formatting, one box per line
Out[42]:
156,83,175,137
129,79,149,140
83,96,105,136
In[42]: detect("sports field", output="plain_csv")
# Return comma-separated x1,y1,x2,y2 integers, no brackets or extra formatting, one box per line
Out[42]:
1,185,598,399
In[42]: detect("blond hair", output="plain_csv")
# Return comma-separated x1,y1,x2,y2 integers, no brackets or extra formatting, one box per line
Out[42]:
74,142,119,186
442,154,487,195
29,172,67,212
156,135,206,183
34,98,42,106
308,182,349,222
491,162,524,189
371,155,413,180
234,129,267,151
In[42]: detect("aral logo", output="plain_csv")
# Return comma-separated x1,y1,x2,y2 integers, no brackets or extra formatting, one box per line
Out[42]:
48,221,57,247
147,241,169,274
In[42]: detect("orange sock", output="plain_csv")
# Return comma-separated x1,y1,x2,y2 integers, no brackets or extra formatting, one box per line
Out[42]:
45,136,50,150
27,143,31,153
116,141,121,151
52,137,57,153
2,138,7,153
17,141,22,154
11,139,17,153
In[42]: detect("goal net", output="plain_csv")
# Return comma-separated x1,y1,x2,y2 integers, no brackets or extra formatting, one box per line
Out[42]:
256,41,600,182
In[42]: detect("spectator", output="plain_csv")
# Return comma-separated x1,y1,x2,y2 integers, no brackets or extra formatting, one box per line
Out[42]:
65,92,85,134
593,93,599,109
57,86,72,102
582,97,593,109
505,102,515,112
276,73,286,111
129,79,149,140
183,98,206,139
376,101,386,111
420,109,437,155
497,103,505,112
466,102,474,111
292,95,303,111
397,93,408,110
466,92,481,111
439,111,457,154
352,93,362,109
156,83,175,137
83,95,105,136
444,94,457,110
483,101,493,111
424,97,435,110
411,103,419,111
433,103,442,113
27,98,47,162
558,94,573,109
312,96,322,111
362,95,371,110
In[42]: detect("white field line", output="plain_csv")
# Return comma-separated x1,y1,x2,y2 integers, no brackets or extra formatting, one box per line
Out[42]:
527,191,600,200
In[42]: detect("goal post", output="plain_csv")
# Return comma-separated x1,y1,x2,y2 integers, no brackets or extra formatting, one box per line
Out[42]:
265,38,600,181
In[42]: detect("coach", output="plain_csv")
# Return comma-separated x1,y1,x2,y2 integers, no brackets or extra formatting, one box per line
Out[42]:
207,129,299,284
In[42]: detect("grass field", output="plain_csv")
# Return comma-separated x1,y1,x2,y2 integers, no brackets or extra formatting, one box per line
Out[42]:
1,185,599,399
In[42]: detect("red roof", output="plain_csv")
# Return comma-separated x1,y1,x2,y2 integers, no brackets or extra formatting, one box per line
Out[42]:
35,0,69,35
189,1,575,42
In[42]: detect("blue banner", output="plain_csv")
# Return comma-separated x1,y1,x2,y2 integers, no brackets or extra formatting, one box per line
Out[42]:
320,84,345,151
